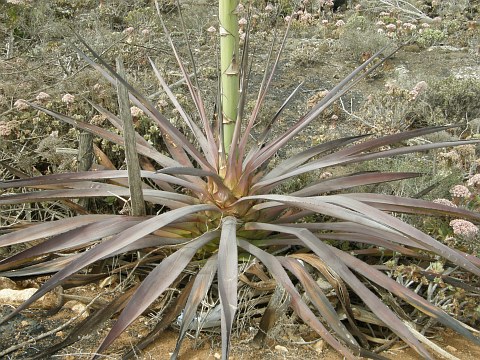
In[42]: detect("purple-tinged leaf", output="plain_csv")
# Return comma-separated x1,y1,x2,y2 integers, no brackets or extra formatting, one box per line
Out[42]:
331,247,480,346
244,222,433,359
0,215,114,247
94,230,219,358
217,217,238,360
155,8,217,169
148,57,216,167
246,47,397,175
343,193,480,222
25,101,180,169
1,170,205,194
0,188,197,209
324,195,480,276
237,239,357,360
0,217,143,266
278,257,359,348
0,204,218,325
260,135,367,182
172,254,218,360
291,172,421,197
70,37,213,172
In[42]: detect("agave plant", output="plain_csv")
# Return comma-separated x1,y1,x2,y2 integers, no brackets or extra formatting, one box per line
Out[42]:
1,2,480,360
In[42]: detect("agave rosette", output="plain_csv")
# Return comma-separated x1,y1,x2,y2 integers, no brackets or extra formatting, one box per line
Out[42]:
1,15,480,360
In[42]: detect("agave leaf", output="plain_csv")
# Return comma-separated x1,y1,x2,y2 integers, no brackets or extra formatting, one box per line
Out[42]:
85,99,156,151
155,8,217,167
261,135,367,182
148,57,216,167
70,37,213,172
0,217,143,266
0,170,205,194
288,253,372,349
243,194,402,235
237,239,358,360
123,275,196,360
331,247,480,345
0,235,191,277
0,188,196,209
94,230,219,358
245,46,396,175
291,172,421,197
0,204,217,324
172,254,218,360
255,136,479,191
25,101,180,169
285,221,427,249
253,81,304,154
237,18,295,166
0,254,80,277
246,222,435,358
344,139,480,166
244,194,480,277
217,217,238,360
315,232,421,257
0,215,114,247
278,256,360,347
328,125,457,159
344,193,480,222
324,195,480,276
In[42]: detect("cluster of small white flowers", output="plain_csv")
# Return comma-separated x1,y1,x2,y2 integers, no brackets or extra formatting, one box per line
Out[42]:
386,24,396,32
433,198,457,208
91,114,107,126
123,27,134,35
438,150,460,163
335,20,345,27
403,23,417,31
449,219,479,238
62,93,75,104
130,106,144,118
141,29,150,36
36,92,50,102
320,0,334,6
467,174,480,187
409,80,428,100
14,99,29,111
207,26,216,34
265,3,274,12
299,11,313,22
449,185,471,199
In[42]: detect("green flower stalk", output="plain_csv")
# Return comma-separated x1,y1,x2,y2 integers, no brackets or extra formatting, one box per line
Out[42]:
219,0,239,154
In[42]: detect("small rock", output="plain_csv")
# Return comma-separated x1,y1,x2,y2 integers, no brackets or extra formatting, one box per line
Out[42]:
446,345,457,352
64,300,90,319
0,288,38,304
0,277,17,290
56,331,65,337
275,345,288,353
213,353,221,359
314,339,325,353
99,275,118,288
20,320,30,327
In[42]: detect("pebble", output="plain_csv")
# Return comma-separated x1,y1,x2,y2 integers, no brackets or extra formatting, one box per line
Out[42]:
213,352,221,359
446,345,457,352
274,345,288,353
314,339,325,353
0,276,17,290
0,288,38,304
